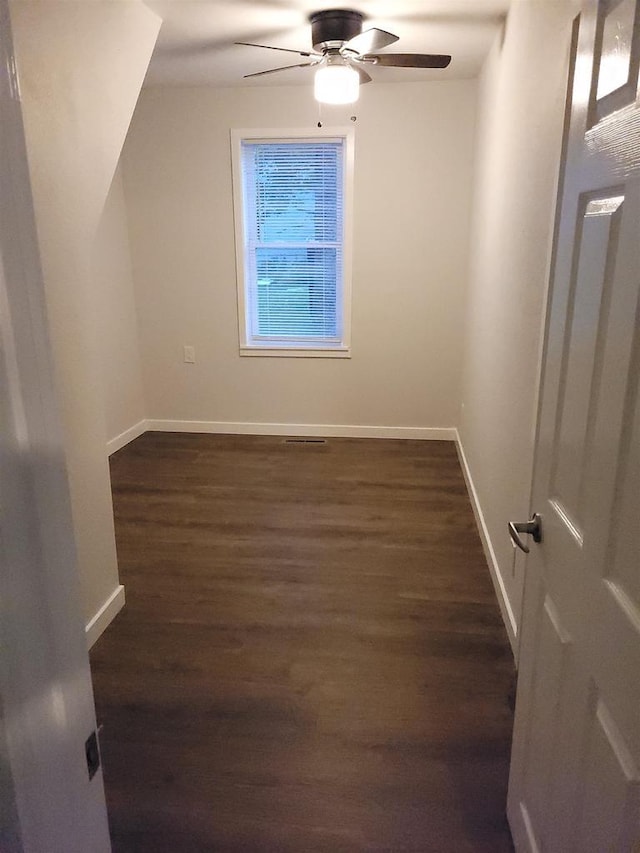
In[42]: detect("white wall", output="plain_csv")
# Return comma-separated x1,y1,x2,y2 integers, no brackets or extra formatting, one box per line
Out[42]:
94,163,146,448
9,0,160,635
123,81,476,432
459,1,577,651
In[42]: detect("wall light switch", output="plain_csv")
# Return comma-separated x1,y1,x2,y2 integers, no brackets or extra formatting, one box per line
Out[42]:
183,345,195,364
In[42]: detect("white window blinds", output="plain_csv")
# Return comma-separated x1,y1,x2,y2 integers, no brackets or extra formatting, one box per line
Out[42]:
240,139,345,346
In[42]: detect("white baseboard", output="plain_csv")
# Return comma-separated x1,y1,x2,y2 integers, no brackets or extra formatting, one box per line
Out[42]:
85,585,125,649
145,419,457,441
454,430,518,658
507,799,541,853
107,419,147,455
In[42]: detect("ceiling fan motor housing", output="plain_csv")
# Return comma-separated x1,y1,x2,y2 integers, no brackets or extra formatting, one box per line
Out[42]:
309,9,364,51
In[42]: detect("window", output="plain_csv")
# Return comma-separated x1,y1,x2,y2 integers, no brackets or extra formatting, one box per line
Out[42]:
231,127,354,357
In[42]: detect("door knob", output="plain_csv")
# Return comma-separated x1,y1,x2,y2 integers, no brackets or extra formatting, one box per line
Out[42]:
508,513,542,554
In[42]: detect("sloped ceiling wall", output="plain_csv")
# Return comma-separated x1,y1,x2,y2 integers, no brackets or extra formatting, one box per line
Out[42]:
9,0,161,629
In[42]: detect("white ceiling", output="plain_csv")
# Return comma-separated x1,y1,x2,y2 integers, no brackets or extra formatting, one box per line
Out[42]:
143,1,511,87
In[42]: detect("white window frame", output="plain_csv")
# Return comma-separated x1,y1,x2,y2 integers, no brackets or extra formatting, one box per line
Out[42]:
231,126,354,358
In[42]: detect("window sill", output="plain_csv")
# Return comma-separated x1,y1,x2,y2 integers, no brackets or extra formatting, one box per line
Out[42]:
240,346,351,359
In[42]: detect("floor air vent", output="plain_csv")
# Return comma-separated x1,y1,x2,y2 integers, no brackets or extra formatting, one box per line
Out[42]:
283,438,327,445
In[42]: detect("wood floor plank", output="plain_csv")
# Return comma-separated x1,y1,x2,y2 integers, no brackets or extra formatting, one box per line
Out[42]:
91,433,515,852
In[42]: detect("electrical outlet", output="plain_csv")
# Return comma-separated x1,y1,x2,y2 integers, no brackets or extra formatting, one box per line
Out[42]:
183,345,195,364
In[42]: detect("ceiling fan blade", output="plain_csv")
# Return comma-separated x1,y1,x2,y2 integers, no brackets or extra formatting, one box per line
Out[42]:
354,66,372,84
243,62,315,79
236,42,320,59
364,53,452,69
344,27,399,55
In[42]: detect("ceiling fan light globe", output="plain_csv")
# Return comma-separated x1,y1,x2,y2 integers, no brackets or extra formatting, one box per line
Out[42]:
314,64,359,104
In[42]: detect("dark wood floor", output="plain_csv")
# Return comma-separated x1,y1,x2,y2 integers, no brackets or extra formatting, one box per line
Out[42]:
91,432,515,852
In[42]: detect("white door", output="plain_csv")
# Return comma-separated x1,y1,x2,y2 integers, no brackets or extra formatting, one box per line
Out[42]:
0,2,111,849
508,0,640,850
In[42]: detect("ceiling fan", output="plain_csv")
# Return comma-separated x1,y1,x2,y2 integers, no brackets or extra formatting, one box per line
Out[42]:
236,9,452,105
